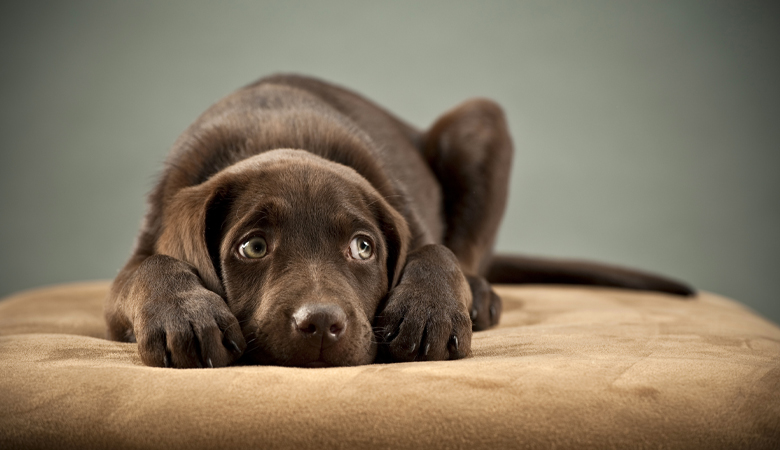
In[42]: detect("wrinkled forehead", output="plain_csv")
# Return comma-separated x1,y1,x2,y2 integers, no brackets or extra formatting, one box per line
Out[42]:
222,149,370,187
219,149,380,231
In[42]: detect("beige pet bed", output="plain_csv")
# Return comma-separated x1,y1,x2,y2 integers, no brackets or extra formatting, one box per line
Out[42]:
1,282,778,449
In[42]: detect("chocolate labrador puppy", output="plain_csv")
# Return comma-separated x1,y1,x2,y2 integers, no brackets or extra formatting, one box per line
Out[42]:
105,74,693,369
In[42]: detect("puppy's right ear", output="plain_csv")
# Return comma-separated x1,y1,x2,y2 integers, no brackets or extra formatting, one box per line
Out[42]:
156,180,233,297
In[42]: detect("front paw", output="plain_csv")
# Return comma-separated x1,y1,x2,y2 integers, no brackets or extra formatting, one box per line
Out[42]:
375,245,472,362
134,288,246,369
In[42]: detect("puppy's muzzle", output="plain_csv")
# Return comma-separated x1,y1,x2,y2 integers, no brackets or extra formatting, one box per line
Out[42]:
292,304,347,349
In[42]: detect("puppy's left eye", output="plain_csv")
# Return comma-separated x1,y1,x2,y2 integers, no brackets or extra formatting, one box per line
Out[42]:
349,236,373,260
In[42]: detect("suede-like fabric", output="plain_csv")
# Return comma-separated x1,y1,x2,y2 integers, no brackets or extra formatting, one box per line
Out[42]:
1,282,778,449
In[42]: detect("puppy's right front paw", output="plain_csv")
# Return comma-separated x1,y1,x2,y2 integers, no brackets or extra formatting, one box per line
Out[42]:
135,289,246,368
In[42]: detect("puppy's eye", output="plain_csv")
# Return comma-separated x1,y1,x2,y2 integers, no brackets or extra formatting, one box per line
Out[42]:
349,236,373,260
239,236,267,259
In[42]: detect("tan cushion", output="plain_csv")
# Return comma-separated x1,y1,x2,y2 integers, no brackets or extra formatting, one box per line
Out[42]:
1,282,778,449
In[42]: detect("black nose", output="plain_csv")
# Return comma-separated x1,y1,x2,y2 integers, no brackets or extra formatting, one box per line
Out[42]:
292,304,347,348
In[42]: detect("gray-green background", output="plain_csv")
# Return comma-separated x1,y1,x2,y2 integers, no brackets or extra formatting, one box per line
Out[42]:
2,1,778,324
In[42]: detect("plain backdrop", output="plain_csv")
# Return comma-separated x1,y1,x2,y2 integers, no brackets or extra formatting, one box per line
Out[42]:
1,1,778,324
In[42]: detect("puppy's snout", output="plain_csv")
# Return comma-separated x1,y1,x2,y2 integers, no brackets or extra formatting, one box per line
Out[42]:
292,304,347,347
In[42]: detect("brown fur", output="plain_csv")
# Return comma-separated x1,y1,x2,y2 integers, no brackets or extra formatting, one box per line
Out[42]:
105,74,693,368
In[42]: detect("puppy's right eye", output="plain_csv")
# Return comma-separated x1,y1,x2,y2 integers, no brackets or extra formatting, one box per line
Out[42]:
239,237,267,259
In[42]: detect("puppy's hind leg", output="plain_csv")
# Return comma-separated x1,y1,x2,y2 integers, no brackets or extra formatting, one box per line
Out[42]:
422,99,514,330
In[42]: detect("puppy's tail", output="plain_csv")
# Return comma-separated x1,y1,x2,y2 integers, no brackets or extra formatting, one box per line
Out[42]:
484,254,695,297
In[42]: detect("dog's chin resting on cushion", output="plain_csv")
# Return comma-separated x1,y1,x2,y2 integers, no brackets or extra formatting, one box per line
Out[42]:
104,74,694,369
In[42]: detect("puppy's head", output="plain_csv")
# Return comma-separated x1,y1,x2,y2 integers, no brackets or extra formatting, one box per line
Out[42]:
157,149,409,367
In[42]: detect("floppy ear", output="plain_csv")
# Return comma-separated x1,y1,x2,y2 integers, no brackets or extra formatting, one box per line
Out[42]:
371,197,410,291
155,180,233,298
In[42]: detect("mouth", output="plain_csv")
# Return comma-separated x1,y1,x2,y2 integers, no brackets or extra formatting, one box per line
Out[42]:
237,322,377,367
239,344,340,368
303,359,333,368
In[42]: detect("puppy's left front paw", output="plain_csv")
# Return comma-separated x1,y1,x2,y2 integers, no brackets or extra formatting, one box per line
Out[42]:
375,245,472,362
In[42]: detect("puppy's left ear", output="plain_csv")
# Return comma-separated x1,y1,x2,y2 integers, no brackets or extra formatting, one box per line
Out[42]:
370,197,410,291
156,180,233,297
